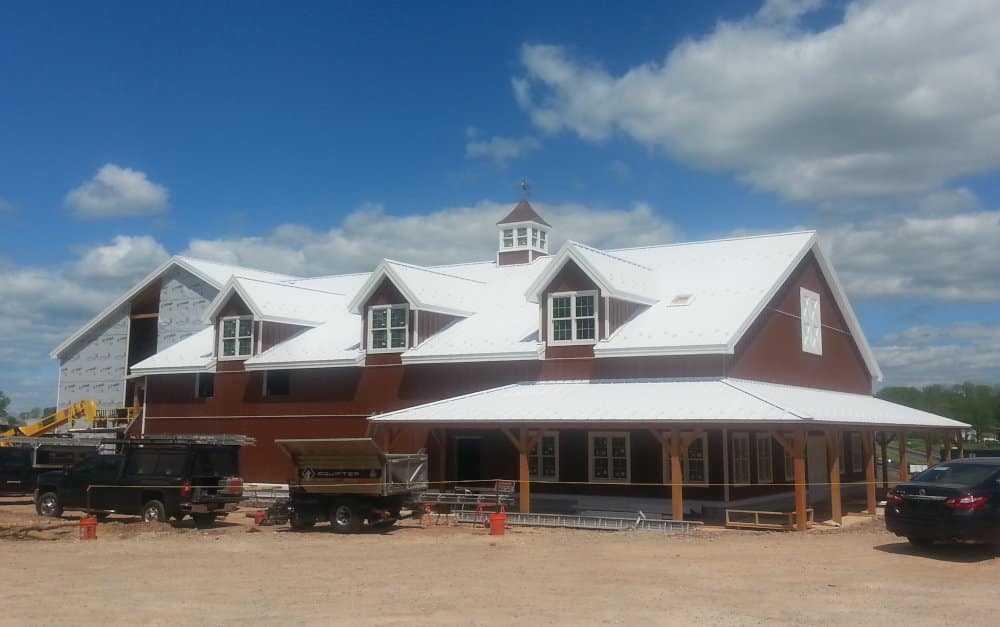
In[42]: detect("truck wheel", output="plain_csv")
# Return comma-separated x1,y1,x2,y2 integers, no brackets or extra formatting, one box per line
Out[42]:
289,511,315,531
141,499,167,523
36,492,63,518
192,513,217,529
330,502,362,533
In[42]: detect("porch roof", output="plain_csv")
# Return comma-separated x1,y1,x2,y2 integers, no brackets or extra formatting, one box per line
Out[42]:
369,378,968,430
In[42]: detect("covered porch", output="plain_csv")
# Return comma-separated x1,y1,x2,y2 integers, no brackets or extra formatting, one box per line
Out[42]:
370,378,969,530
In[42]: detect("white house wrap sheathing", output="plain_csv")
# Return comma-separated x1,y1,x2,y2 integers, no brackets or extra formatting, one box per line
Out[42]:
370,378,968,429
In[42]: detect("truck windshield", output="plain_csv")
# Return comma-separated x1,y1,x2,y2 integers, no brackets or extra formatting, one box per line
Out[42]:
911,464,998,486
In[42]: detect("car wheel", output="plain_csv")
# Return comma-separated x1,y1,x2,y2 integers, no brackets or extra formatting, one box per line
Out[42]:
330,501,362,533
141,499,167,523
36,492,63,518
289,511,315,531
907,537,934,547
192,513,217,529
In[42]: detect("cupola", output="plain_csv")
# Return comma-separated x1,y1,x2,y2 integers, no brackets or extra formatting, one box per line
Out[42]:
496,199,551,266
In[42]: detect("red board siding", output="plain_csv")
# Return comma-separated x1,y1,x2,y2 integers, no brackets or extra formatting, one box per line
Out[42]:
727,252,872,394
607,298,646,336
416,311,462,345
498,250,530,266
261,322,307,352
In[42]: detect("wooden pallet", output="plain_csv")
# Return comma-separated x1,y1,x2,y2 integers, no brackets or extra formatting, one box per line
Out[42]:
725,508,814,530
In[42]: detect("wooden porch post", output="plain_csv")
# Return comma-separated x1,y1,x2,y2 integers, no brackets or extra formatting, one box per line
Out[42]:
502,427,543,514
825,431,842,525
924,434,934,468
669,430,684,522
957,431,965,459
863,430,877,516
897,431,909,482
944,432,953,461
793,431,808,532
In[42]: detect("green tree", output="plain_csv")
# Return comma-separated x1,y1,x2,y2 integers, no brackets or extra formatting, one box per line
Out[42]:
0,389,10,420
877,383,1000,441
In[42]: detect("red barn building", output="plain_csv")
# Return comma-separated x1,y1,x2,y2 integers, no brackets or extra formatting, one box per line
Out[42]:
61,201,967,528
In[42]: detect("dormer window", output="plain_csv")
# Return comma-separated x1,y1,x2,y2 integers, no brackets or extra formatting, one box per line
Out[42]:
369,304,408,352
548,291,597,345
219,316,253,360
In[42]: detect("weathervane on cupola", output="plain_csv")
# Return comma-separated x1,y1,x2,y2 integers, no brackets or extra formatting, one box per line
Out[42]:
496,179,551,266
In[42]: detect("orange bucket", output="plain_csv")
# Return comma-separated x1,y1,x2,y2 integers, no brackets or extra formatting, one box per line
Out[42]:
488,512,506,536
79,517,98,541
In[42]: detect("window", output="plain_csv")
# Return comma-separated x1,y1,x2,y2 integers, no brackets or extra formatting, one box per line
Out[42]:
531,228,539,248
800,288,822,355
589,432,630,482
369,305,408,352
195,373,214,399
538,229,547,251
755,435,773,484
850,433,864,473
264,370,291,396
125,450,188,477
664,434,709,485
517,227,528,247
731,432,750,485
548,291,598,345
502,228,514,249
783,433,795,481
529,432,559,480
219,316,253,359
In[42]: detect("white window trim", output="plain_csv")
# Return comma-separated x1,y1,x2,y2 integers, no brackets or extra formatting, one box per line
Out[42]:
548,290,599,346
528,432,559,481
497,221,549,253
367,304,409,354
850,432,864,473
755,435,773,484
731,432,751,486
588,431,631,483
782,432,795,481
800,287,823,356
663,434,709,485
218,315,254,361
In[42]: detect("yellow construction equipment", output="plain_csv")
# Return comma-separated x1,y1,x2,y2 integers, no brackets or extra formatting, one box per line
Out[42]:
1,401,138,442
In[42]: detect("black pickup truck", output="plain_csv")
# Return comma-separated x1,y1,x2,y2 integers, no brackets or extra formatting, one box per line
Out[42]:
34,436,250,528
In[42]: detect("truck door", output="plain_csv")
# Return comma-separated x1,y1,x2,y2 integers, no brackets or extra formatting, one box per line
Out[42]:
61,456,124,510
85,456,126,512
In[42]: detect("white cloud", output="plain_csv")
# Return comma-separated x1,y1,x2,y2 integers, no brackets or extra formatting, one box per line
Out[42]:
875,322,1000,386
69,235,170,281
65,164,170,219
185,200,677,275
465,135,541,166
513,0,1000,205
821,211,1000,302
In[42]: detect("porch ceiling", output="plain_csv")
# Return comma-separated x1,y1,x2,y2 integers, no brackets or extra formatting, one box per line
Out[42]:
369,378,968,430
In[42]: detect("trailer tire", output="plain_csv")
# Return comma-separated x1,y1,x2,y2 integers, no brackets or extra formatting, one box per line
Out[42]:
36,491,63,518
330,501,362,533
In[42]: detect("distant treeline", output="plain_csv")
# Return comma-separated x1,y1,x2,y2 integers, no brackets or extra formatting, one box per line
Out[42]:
877,383,1000,441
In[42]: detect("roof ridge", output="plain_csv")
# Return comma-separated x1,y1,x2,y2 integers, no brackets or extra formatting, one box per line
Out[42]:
605,230,816,254
232,275,346,296
283,271,371,282
567,241,654,271
384,259,487,285
177,255,296,280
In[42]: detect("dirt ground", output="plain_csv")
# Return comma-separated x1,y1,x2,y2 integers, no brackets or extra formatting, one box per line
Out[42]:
1,495,996,626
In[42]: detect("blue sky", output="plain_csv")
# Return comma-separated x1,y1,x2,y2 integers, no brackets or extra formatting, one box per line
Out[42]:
2,0,999,410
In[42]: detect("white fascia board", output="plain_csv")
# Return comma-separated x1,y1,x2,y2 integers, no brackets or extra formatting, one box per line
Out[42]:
810,243,883,382
523,244,656,306
347,262,417,314
593,343,732,358
401,350,541,365
723,232,816,356
202,278,260,324
51,257,213,359
243,355,364,371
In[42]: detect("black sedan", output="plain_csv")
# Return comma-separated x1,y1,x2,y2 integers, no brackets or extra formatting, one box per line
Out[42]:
885,458,1000,547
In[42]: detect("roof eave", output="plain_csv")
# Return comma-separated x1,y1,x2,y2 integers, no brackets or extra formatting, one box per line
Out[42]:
243,355,364,371
401,349,541,365
593,343,731,358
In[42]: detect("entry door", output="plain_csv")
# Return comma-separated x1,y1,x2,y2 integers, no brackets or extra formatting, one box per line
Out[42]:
455,438,482,482
806,435,828,503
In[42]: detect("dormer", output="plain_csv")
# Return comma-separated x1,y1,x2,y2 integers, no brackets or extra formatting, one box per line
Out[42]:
497,200,551,266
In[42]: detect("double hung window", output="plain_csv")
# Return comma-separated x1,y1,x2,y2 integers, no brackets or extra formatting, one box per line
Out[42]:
755,435,773,484
589,432,630,482
219,316,253,359
369,305,408,352
732,432,751,485
549,291,597,344
664,434,709,485
529,433,559,480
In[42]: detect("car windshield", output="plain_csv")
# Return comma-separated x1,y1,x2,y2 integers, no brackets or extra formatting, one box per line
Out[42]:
911,464,998,486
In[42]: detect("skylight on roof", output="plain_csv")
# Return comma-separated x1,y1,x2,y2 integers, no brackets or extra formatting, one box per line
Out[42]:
667,294,695,307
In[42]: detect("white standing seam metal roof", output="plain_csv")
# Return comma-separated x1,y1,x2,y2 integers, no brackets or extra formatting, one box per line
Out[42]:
129,327,216,376
526,241,658,305
369,378,968,429
204,277,346,327
243,318,364,370
347,260,486,317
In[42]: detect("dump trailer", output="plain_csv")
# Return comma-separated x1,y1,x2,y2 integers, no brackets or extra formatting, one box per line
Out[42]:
275,438,428,533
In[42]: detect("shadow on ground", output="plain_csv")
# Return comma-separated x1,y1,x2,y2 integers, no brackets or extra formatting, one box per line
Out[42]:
874,541,997,563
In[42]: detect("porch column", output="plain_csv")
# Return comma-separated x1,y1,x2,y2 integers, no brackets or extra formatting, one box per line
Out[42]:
793,431,808,531
863,430,877,516
957,431,965,459
669,430,684,522
944,432,953,461
897,431,909,482
924,434,934,468
502,427,543,514
825,431,842,525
